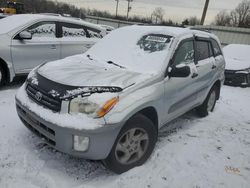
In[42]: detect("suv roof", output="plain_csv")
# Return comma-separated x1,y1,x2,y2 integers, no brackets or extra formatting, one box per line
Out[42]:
0,14,104,35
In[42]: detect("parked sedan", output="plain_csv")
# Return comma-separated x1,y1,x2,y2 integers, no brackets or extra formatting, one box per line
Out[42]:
16,25,225,173
0,14,106,86
224,44,250,87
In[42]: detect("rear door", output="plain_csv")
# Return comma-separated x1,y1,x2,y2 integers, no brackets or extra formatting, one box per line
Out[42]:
11,21,60,73
59,22,100,58
194,38,216,100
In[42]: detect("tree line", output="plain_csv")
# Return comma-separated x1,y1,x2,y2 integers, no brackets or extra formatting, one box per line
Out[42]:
0,0,249,28
214,0,250,28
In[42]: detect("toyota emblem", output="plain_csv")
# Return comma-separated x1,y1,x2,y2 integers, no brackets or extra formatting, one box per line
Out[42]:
35,92,43,101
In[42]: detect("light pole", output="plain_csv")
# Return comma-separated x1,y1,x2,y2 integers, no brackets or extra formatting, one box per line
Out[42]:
200,0,210,25
115,0,119,17
126,0,133,20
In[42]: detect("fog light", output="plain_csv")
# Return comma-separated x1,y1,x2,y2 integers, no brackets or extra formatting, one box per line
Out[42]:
73,135,89,152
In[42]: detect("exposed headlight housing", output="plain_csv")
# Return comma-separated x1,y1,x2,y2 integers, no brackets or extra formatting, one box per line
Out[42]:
69,96,119,118
69,97,99,115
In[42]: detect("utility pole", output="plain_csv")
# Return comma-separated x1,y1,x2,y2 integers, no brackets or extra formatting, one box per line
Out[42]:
115,0,119,17
126,0,133,20
200,0,210,25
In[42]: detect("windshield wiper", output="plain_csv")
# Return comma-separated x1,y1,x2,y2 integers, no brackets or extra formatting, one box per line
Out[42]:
107,61,126,69
86,54,93,60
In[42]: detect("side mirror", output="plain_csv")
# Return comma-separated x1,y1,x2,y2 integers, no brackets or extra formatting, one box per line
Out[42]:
18,31,32,40
168,64,191,78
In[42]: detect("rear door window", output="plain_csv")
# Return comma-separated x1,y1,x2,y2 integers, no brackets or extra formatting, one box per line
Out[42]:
86,27,102,38
196,41,210,61
61,22,87,38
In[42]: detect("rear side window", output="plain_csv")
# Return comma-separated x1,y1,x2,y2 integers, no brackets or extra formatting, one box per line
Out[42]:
196,41,210,61
61,23,87,38
211,39,222,56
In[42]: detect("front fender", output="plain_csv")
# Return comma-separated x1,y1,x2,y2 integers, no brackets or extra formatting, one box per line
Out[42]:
104,81,164,127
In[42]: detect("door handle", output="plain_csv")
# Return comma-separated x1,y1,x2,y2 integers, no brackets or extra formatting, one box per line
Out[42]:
212,65,217,69
50,44,57,50
85,44,92,49
191,73,198,78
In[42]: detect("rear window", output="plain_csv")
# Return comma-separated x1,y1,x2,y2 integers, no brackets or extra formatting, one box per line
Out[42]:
137,34,172,53
211,39,222,56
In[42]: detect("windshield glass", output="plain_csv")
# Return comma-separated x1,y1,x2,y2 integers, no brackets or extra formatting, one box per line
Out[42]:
87,26,173,74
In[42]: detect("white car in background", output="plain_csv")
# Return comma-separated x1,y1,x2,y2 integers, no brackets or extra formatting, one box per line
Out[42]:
224,44,250,87
0,14,106,86
99,24,115,33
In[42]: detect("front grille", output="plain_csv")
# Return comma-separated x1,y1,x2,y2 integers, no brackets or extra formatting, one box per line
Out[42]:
17,105,56,146
26,84,61,112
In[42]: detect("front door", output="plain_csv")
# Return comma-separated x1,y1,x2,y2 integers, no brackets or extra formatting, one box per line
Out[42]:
11,21,60,74
163,38,200,123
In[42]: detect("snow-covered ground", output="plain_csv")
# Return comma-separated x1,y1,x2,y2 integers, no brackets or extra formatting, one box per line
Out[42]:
0,80,250,188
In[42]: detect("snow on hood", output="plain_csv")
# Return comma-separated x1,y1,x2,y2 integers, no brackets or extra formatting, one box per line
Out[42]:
223,44,250,70
38,54,152,89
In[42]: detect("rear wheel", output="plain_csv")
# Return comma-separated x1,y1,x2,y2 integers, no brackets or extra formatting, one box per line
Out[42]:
103,114,157,174
0,66,6,87
196,86,218,117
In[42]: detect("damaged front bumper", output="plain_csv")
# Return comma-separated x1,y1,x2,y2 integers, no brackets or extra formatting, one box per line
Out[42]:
225,69,250,87
15,89,123,160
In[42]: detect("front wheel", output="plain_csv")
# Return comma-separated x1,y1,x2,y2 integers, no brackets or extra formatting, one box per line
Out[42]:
196,86,218,117
103,114,157,174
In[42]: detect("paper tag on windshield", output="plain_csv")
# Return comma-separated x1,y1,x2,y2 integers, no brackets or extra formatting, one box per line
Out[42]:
145,35,168,43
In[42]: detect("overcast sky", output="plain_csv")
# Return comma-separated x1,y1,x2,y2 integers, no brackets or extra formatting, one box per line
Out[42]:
55,0,243,24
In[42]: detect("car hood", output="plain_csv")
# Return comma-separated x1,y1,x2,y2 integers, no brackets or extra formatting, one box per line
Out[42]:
37,54,152,90
225,57,250,71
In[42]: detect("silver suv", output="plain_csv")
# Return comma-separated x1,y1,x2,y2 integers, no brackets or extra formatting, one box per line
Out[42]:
0,14,106,86
16,25,225,174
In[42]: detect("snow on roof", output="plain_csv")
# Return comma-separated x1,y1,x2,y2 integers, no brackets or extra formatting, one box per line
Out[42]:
0,14,104,35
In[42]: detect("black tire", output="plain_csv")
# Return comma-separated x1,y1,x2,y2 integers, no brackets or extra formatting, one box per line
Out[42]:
103,114,157,174
196,85,219,117
0,65,6,87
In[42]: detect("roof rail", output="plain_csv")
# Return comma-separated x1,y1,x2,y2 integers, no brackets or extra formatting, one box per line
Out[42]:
189,27,211,33
39,13,62,17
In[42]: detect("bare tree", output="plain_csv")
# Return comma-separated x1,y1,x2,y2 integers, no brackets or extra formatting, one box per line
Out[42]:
151,7,165,24
188,16,200,25
214,10,231,26
230,0,250,27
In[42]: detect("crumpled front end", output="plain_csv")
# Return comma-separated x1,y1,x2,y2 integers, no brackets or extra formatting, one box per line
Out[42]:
15,83,123,160
225,69,250,87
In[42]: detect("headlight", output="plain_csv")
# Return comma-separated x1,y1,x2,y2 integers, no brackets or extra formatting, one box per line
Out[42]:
69,97,99,115
69,96,119,118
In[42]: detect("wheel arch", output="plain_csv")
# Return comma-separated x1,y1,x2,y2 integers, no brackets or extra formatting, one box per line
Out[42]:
125,106,159,132
0,57,10,84
213,80,221,100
